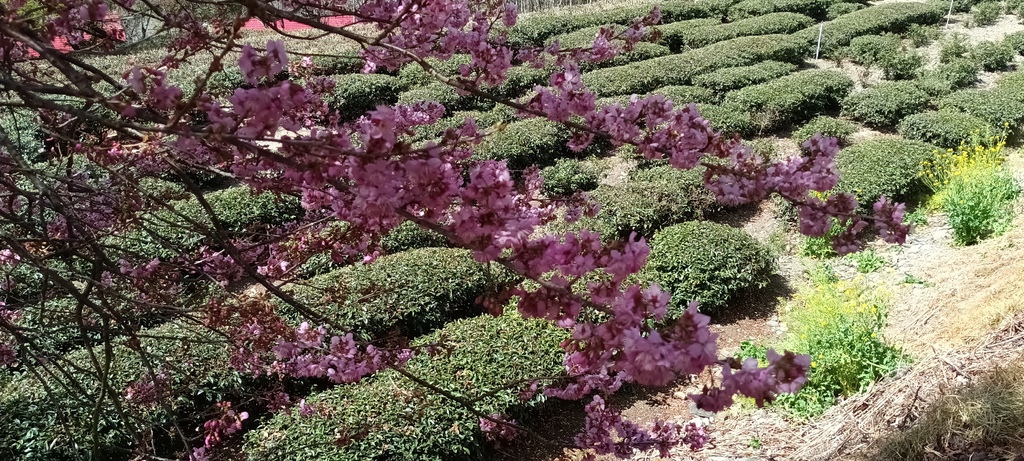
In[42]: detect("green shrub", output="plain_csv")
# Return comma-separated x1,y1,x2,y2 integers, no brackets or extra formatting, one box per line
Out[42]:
505,0,723,48
845,34,902,68
409,107,517,143
322,74,405,120
396,82,494,112
914,58,980,97
380,220,451,254
970,40,1015,71
589,165,717,239
0,108,45,162
244,311,567,461
905,23,939,47
772,279,906,419
541,158,601,196
793,2,945,56
847,249,885,273
938,89,1024,128
951,0,986,13
970,2,1002,27
944,166,1020,245
643,221,772,316
834,139,938,206
697,102,756,136
287,248,518,340
728,0,840,20
397,55,471,88
939,34,971,63
648,85,718,105
1003,30,1024,54
109,186,304,261
842,81,930,128
723,69,854,132
582,34,806,96
0,323,241,461
474,118,580,171
309,50,365,76
692,61,798,94
898,111,993,148
661,12,813,51
826,2,863,19
881,50,925,80
792,116,858,145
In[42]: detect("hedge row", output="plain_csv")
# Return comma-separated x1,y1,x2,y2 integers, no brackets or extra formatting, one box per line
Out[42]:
834,138,938,206
723,69,854,132
409,106,518,143
397,56,472,88
109,186,304,261
0,323,240,461
321,74,406,120
505,0,732,48
582,34,806,96
793,2,946,56
243,311,567,461
649,85,719,105
474,118,588,171
729,0,844,20
938,89,1024,128
662,12,814,51
842,81,931,128
587,165,718,240
541,158,602,196
793,115,859,145
285,248,517,341
914,58,980,97
643,221,772,316
692,60,798,94
898,111,992,148
396,82,495,113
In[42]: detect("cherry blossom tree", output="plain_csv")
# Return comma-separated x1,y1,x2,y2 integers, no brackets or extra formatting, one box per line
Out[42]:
0,0,909,458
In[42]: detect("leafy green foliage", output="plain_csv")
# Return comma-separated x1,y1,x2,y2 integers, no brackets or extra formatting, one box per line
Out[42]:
905,23,939,47
691,61,798,94
844,34,902,68
938,89,1024,128
648,85,718,105
970,2,1002,27
944,166,1020,245
940,34,972,63
396,81,493,112
588,165,718,240
697,102,755,136
842,81,931,128
826,2,863,20
898,111,993,148
581,34,806,96
661,12,814,51
773,280,906,419
380,220,451,254
881,49,925,80
322,74,406,120
1003,30,1024,54
792,116,858,146
835,139,938,206
0,108,45,162
287,248,519,340
914,58,981,97
728,0,841,21
847,249,885,273
397,55,472,88
643,221,772,316
723,69,854,132
474,118,583,171
970,40,1015,71
541,159,601,196
243,311,567,461
800,219,844,258
793,2,945,56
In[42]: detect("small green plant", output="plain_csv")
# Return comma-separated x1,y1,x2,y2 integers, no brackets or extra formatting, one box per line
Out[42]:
970,40,1015,71
800,219,843,259
940,34,971,63
847,250,885,273
901,273,929,285
905,207,928,227
970,2,1002,27
944,165,1020,245
749,437,763,449
775,279,907,420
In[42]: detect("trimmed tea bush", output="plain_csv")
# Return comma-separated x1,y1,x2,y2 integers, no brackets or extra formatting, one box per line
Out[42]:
310,50,365,76
970,2,1001,27
380,220,451,253
590,165,718,239
397,55,471,88
914,58,980,96
842,81,930,128
729,0,840,20
541,158,601,196
397,82,494,112
582,34,806,96
834,139,938,205
322,74,405,120
474,118,579,171
697,102,756,136
661,12,813,51
881,50,925,80
970,40,1015,71
794,2,945,56
938,89,1024,128
649,85,718,105
287,248,518,340
898,111,993,148
826,2,863,19
793,116,858,145
243,311,567,461
0,108,44,162
723,69,854,131
692,61,798,94
845,34,902,68
1004,30,1024,54
643,221,772,316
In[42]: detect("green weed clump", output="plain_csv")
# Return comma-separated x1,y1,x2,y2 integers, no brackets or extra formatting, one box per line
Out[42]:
750,279,906,419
